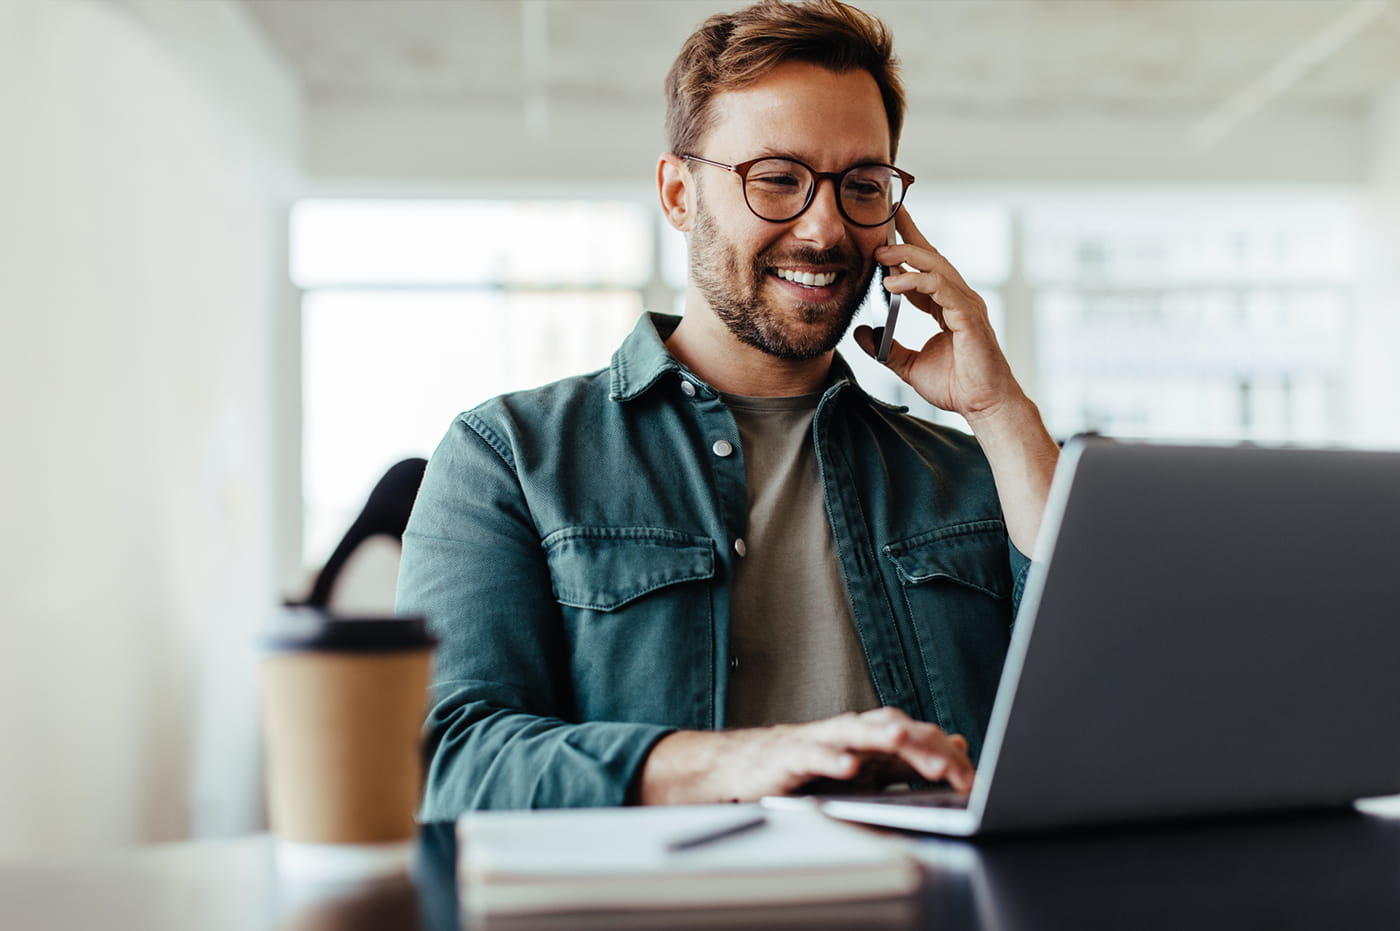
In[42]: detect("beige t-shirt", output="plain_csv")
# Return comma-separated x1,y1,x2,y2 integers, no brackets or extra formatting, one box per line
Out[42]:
723,392,881,728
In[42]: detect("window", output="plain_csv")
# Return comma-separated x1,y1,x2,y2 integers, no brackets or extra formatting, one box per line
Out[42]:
1025,192,1357,443
293,190,1361,571
293,199,655,567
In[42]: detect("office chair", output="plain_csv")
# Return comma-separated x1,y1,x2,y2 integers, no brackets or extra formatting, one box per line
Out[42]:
303,457,428,609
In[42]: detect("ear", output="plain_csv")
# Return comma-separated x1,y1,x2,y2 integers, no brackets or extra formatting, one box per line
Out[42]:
657,153,695,233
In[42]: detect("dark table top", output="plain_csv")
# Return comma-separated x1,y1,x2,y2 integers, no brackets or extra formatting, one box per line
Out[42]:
8,801,1400,930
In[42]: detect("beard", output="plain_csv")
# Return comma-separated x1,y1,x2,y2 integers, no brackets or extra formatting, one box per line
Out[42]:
688,200,874,363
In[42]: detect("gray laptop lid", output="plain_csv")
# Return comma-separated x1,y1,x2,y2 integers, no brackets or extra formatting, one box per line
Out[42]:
971,436,1400,833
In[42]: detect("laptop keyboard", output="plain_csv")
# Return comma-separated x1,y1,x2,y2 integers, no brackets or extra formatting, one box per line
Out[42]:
830,790,970,810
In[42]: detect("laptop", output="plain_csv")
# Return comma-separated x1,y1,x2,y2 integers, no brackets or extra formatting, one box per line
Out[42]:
811,436,1400,836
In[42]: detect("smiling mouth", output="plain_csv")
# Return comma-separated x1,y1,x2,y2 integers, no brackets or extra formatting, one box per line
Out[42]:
770,267,840,289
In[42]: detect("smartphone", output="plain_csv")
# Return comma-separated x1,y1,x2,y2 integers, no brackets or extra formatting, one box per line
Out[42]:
875,225,901,363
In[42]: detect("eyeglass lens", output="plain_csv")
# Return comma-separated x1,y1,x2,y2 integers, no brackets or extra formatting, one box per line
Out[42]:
744,158,905,225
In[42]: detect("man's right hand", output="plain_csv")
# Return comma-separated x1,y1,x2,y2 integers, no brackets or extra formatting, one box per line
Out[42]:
635,707,975,805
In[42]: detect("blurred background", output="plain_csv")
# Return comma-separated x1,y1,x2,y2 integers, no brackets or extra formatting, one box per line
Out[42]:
2,0,1398,858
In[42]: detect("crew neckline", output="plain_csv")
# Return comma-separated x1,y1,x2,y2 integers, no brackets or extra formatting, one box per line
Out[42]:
720,391,824,413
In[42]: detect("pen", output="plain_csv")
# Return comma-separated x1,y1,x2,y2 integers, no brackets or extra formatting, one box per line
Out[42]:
665,813,768,852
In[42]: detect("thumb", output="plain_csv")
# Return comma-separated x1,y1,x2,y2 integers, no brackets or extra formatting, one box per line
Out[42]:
852,324,915,382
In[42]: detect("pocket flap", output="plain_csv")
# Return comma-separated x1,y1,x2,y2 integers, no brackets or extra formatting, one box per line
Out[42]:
883,521,1010,600
544,527,715,612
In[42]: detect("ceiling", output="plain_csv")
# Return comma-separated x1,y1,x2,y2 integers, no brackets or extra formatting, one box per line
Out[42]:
237,0,1400,184
243,1,1400,111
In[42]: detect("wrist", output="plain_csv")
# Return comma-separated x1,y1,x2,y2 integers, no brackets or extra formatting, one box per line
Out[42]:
962,394,1060,555
637,729,739,805
965,392,1038,442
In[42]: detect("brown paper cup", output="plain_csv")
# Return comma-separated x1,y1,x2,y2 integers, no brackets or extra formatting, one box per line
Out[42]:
261,610,436,848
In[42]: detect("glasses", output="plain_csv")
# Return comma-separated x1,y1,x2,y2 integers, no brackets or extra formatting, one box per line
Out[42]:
682,154,914,227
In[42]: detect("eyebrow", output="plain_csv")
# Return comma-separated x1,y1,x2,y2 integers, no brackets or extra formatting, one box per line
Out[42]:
753,149,893,170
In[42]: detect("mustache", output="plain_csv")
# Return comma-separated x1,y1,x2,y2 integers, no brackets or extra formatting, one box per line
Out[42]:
755,245,862,274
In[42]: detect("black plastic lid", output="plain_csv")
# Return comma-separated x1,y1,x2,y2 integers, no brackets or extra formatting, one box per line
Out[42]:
266,605,437,653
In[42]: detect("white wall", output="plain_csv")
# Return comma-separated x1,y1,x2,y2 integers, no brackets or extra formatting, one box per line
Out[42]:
0,0,300,857
1355,84,1400,447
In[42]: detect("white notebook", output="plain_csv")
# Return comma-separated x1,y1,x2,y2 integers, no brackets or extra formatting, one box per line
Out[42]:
457,803,920,917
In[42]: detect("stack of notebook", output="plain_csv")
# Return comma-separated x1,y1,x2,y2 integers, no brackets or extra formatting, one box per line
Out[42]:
456,802,920,925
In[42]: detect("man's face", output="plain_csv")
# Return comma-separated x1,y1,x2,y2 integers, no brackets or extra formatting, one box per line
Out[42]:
686,62,892,363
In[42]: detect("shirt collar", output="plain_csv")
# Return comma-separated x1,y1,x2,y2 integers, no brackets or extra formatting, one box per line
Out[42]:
608,313,687,402
608,311,907,413
826,352,908,413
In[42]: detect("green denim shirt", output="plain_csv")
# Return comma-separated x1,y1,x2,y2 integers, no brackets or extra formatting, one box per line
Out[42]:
398,313,1031,817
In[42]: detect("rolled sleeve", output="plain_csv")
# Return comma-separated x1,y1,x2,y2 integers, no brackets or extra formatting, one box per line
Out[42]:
1008,539,1033,618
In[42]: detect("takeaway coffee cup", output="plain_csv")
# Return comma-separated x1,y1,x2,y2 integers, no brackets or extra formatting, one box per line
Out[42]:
261,607,436,878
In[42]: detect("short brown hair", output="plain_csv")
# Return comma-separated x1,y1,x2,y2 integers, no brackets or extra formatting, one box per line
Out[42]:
665,0,905,160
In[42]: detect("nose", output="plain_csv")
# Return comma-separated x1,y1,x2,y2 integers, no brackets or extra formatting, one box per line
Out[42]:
789,176,847,250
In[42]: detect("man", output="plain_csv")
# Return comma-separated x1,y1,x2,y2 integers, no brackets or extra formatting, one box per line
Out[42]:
397,0,1060,817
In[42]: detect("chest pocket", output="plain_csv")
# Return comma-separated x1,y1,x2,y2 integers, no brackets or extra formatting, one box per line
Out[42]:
882,520,1013,754
545,527,715,610
883,520,1011,601
543,527,716,726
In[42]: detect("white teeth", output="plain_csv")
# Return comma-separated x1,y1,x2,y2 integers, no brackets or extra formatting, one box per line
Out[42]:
775,268,837,288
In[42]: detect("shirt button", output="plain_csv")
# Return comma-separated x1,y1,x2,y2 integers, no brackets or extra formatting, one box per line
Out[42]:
729,655,740,672
733,538,747,557
680,379,697,398
712,439,734,457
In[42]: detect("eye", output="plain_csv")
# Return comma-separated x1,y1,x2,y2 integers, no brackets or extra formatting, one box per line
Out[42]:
746,159,812,197
749,172,804,192
843,178,888,200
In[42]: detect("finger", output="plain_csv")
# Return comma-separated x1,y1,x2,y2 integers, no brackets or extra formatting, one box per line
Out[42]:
949,762,976,794
894,205,932,251
871,332,917,379
852,323,878,359
883,270,952,303
884,279,947,329
804,710,967,775
888,207,945,276
845,322,924,375
880,252,972,297
897,746,974,792
886,272,997,337
838,707,960,756
781,732,868,784
862,716,973,780
806,710,913,756
858,753,920,785
853,327,931,388
879,215,974,292
826,711,977,793
895,734,976,792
